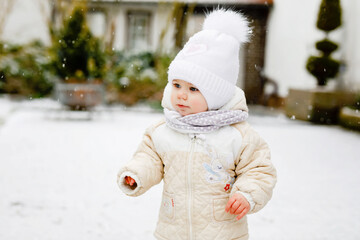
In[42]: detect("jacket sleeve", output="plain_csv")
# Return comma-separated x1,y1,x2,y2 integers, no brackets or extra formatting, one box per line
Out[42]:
231,122,277,214
117,121,164,197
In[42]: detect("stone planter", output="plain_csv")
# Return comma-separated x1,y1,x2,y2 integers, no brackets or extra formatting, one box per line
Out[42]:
285,88,357,124
339,107,360,131
56,83,104,110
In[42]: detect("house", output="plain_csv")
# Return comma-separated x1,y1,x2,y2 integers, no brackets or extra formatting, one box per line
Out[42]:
51,0,272,103
1,0,360,103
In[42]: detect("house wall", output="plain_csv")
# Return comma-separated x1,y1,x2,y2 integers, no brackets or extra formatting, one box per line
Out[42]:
1,0,51,45
342,0,360,91
152,3,176,53
88,2,176,53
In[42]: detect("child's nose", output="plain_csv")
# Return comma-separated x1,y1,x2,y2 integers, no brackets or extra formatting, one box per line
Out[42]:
178,90,188,100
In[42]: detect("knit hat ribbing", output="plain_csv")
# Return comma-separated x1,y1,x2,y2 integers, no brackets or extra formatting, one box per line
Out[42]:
167,9,251,110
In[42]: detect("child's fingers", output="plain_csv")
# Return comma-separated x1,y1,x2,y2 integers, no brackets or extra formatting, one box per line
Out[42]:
234,204,246,215
235,206,249,221
229,201,241,214
225,197,236,212
225,193,250,220
234,202,250,220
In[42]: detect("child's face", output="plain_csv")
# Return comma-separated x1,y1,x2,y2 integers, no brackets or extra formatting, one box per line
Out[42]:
170,79,208,116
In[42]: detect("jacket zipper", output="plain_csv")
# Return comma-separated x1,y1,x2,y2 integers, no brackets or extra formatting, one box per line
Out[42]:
187,135,196,240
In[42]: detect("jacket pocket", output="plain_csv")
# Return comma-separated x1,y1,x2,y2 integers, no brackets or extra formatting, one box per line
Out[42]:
213,197,235,222
160,191,175,221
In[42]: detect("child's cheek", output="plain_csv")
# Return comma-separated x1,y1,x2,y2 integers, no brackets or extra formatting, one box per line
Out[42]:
191,96,207,113
190,97,201,108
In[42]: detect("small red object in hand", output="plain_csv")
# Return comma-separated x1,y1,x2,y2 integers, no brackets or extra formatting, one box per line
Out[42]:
125,176,136,186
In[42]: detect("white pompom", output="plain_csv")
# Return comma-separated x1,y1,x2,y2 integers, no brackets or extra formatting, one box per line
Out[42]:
203,8,251,43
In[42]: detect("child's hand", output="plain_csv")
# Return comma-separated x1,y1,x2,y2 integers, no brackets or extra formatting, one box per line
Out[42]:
225,193,250,221
125,176,136,186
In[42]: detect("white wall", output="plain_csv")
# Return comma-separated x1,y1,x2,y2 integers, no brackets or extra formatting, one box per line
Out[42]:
153,4,175,53
264,0,360,96
113,7,127,50
1,0,51,45
341,0,360,92
87,12,107,38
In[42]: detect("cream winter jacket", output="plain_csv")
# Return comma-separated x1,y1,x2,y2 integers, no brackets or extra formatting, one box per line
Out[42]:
117,87,277,240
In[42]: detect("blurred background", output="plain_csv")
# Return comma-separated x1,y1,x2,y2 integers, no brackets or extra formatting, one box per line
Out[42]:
0,0,359,121
0,0,359,239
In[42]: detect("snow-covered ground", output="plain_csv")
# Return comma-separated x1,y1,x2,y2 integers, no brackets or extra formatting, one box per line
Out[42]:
0,97,359,240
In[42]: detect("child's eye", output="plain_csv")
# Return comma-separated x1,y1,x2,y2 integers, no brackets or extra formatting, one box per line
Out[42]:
173,83,181,88
190,87,199,92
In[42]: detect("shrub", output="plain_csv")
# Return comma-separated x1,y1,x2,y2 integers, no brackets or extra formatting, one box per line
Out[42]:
0,41,54,98
105,51,174,106
50,6,105,82
306,0,342,86
317,0,342,32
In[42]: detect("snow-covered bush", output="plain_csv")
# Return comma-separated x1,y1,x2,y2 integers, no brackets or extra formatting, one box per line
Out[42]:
105,51,173,106
0,41,54,98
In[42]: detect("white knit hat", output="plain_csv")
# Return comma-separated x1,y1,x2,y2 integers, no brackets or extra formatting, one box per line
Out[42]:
167,8,251,110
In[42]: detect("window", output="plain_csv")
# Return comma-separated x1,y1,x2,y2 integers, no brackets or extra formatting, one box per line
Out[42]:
127,11,151,52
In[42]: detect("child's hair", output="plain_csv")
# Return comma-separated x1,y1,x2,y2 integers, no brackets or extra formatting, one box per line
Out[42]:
167,9,251,110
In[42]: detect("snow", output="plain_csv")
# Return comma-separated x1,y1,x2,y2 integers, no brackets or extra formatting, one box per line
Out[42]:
0,98,359,239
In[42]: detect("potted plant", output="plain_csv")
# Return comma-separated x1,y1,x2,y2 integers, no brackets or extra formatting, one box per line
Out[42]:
285,0,357,124
51,6,106,110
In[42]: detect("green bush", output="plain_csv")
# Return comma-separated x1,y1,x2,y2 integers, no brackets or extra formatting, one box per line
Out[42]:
306,56,340,86
105,51,174,106
315,39,338,56
317,0,342,32
50,7,105,82
0,41,54,98
306,0,342,86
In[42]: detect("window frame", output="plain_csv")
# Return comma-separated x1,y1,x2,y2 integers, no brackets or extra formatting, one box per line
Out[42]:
126,10,152,52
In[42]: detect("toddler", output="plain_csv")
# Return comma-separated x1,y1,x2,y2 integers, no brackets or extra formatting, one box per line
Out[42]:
117,9,277,240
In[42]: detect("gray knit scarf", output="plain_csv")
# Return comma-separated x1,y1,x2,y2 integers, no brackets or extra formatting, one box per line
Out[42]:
164,108,248,134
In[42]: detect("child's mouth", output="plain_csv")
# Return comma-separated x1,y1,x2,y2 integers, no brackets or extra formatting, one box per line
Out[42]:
177,104,188,108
